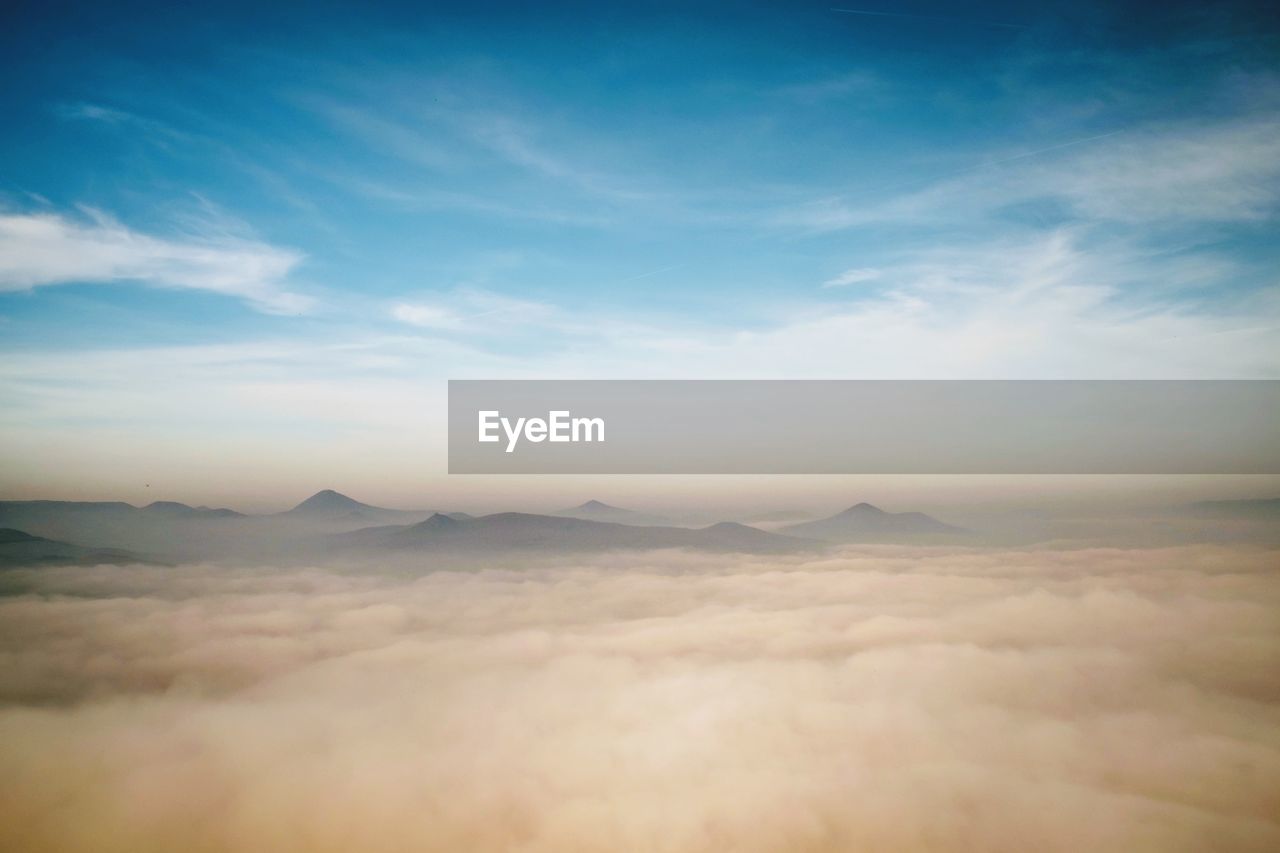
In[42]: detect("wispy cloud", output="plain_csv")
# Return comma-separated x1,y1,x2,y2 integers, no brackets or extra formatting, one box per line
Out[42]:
821,268,881,288
307,98,459,172
423,228,1278,380
777,111,1280,231
390,303,465,330
1034,116,1280,223
391,289,559,335
1,225,1274,500
0,209,309,314
459,112,656,203
305,76,676,206
53,102,133,124
52,101,196,148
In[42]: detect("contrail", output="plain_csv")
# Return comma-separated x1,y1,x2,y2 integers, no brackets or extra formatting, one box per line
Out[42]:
830,7,1028,30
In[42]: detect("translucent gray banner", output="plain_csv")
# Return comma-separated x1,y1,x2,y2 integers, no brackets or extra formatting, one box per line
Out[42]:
447,380,1280,474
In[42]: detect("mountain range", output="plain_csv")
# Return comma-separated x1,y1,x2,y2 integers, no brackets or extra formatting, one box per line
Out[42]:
332,511,809,555
0,491,822,564
0,490,1272,566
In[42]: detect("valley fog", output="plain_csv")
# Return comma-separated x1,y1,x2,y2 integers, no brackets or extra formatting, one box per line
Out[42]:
2,544,1278,852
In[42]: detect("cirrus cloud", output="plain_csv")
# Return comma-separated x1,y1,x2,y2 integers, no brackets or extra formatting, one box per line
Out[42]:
0,208,309,314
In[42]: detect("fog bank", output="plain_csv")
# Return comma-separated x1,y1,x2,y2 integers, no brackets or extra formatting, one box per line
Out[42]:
2,545,1278,851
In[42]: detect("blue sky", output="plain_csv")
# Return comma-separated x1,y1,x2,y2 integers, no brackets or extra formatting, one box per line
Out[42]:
1,0,1278,504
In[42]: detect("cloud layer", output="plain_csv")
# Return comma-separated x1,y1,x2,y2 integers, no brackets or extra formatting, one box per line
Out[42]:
2,545,1278,851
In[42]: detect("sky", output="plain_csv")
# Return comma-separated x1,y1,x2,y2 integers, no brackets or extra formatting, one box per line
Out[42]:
1,0,1278,509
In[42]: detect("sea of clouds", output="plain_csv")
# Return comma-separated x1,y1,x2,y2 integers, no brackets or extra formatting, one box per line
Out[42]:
1,545,1278,852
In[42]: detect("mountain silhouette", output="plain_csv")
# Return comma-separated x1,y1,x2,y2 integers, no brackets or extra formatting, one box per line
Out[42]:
780,502,968,543
333,512,811,554
142,501,244,518
552,500,675,527
285,489,377,515
279,489,457,524
0,527,158,567
1183,498,1280,518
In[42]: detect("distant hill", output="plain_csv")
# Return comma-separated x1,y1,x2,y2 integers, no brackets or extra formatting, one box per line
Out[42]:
0,528,158,568
0,498,241,525
552,500,675,527
333,512,811,555
780,502,968,543
1182,498,1280,518
0,500,135,519
0,492,472,560
142,501,245,519
278,489,459,527
283,489,387,516
0,498,249,557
